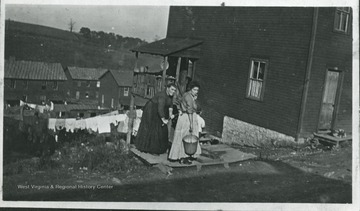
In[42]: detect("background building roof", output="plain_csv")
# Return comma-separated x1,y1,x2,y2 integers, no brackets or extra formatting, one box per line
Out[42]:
67,67,108,80
105,69,133,87
5,60,67,80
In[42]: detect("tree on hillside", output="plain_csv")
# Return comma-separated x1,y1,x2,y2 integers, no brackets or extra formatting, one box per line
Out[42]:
68,19,76,32
80,27,91,39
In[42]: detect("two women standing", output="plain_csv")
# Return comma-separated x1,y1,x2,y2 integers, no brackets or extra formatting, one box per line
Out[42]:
135,81,202,165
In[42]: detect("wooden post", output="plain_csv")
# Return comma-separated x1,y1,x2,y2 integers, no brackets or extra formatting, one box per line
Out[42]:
127,52,138,148
162,56,168,89
175,57,181,83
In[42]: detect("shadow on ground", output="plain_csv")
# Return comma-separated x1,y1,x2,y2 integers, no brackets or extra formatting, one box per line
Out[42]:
3,159,351,203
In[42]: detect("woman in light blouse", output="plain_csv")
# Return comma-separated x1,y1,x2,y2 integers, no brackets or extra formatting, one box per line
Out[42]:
168,81,201,164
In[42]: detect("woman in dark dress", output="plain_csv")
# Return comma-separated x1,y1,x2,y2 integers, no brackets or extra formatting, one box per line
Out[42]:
134,83,176,154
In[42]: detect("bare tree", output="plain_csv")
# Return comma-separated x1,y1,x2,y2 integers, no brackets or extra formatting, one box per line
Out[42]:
68,19,76,32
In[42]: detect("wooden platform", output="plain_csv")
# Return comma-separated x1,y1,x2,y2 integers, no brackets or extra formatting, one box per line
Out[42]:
314,133,352,147
130,144,257,171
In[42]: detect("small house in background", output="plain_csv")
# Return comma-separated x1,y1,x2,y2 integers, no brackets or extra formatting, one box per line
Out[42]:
133,7,352,145
98,69,133,109
64,66,107,104
4,59,68,105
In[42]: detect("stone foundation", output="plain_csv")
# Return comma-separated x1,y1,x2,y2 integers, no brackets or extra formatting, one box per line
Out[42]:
222,116,295,147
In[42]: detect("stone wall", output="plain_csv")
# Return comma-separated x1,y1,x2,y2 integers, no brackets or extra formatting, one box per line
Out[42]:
222,116,295,147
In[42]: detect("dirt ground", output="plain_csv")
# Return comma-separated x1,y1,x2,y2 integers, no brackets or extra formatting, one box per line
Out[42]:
3,141,352,203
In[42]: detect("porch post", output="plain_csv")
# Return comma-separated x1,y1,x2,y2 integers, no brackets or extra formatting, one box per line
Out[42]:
127,52,138,147
176,57,182,83
162,56,168,89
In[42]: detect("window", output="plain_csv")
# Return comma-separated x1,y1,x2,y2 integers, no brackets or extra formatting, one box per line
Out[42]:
90,113,97,117
85,92,89,98
124,87,129,96
77,81,81,87
95,91,99,98
86,81,91,87
101,95,104,104
10,80,16,88
23,80,28,89
41,81,47,90
67,90,71,96
246,59,268,101
53,81,58,90
76,91,80,100
22,95,27,102
40,95,46,102
111,98,114,108
334,7,351,33
96,81,100,88
146,86,154,98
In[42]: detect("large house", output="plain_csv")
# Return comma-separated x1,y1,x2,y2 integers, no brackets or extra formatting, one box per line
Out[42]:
64,66,107,103
98,69,133,109
132,7,352,144
4,59,68,105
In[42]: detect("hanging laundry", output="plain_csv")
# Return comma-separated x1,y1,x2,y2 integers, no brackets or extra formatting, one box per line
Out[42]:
48,118,57,131
117,117,129,133
55,119,66,130
65,118,76,133
85,117,98,133
97,116,111,134
136,109,143,118
75,119,87,130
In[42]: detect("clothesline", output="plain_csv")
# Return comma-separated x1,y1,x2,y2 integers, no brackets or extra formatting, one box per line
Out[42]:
20,100,54,113
48,109,143,134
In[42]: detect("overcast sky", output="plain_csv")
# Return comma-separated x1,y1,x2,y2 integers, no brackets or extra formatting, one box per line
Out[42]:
5,4,170,42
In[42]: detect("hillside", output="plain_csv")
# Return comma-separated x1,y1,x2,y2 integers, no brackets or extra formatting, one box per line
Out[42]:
4,20,156,70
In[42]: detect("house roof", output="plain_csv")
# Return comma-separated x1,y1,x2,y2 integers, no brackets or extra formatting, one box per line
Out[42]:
67,67,108,80
4,60,67,80
131,37,203,56
105,69,133,87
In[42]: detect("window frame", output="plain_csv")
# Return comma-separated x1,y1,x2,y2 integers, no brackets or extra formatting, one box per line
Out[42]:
41,81,47,90
86,81,91,87
245,58,269,101
10,79,16,89
124,87,129,96
77,81,81,87
23,80,28,89
53,81,58,90
96,81,101,88
333,7,351,34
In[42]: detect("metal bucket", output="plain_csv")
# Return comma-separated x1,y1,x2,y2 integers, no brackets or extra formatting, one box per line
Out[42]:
182,134,198,156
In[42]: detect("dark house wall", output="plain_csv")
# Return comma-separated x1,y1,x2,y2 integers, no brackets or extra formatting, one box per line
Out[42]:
99,72,120,108
4,79,67,103
64,69,100,101
301,8,352,136
167,6,314,137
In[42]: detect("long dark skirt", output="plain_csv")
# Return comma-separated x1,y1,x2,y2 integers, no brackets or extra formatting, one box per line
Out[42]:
134,101,168,154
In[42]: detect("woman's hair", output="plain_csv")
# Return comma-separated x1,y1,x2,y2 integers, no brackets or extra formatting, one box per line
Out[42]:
166,82,177,89
188,81,201,90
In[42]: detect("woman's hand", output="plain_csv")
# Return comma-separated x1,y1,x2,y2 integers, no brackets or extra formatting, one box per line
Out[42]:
161,118,169,125
170,114,175,119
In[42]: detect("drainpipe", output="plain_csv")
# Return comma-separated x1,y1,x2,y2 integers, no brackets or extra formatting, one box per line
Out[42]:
296,8,319,142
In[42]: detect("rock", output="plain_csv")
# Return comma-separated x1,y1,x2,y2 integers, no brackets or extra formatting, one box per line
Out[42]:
111,177,122,184
154,163,173,175
324,171,335,178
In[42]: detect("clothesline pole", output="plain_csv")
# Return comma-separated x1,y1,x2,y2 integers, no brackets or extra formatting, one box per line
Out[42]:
126,52,138,148
175,57,181,83
162,56,168,89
